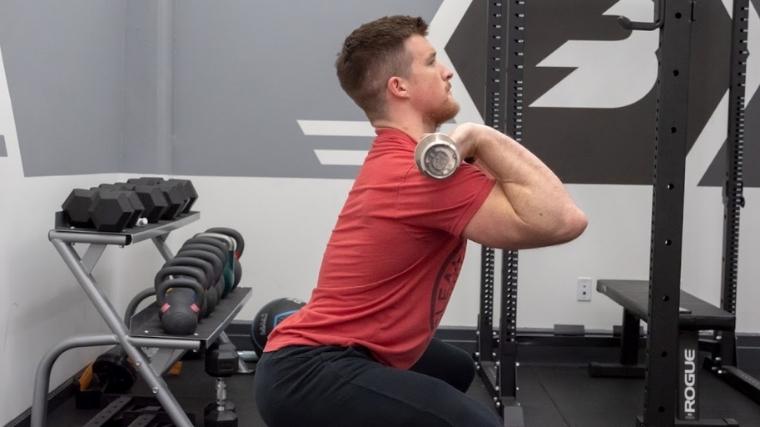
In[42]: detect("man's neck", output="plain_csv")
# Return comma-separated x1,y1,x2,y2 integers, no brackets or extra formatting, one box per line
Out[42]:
371,119,437,143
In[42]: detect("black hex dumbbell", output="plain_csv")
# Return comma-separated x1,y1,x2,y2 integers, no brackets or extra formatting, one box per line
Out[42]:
126,177,198,219
61,189,97,228
204,343,239,427
96,184,146,228
114,182,170,224
62,188,141,232
126,177,165,186
166,179,198,213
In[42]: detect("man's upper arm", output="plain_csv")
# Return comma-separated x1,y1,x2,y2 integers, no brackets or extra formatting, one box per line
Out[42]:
462,185,541,249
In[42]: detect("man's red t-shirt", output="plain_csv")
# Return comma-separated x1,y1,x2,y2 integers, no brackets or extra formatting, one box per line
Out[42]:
264,127,495,369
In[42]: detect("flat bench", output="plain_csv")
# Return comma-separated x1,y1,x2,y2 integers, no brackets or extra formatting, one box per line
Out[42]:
598,280,734,330
589,280,737,425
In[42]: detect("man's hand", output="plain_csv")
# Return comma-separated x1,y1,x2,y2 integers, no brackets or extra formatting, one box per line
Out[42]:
447,123,481,160
448,123,498,179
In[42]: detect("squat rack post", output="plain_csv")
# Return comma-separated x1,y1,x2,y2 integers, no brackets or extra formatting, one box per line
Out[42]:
635,0,695,424
476,1,525,425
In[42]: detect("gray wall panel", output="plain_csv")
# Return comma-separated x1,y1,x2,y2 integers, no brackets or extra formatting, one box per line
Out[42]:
170,0,441,178
122,0,172,173
0,0,126,176
1,0,757,184
0,135,6,157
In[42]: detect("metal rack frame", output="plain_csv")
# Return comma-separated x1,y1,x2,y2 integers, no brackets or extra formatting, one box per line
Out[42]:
704,0,760,406
639,1,694,423
32,213,251,427
614,0,747,425
475,1,525,425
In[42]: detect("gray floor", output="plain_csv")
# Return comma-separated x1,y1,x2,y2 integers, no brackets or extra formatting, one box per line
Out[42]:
41,359,760,427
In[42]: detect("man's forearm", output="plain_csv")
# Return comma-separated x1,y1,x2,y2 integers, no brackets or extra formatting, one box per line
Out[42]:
469,125,583,237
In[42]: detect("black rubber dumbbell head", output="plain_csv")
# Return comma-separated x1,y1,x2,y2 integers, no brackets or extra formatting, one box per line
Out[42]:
61,188,97,228
88,191,135,232
114,182,169,223
92,347,137,393
157,181,187,220
131,185,169,223
166,179,198,213
127,177,165,186
97,185,145,228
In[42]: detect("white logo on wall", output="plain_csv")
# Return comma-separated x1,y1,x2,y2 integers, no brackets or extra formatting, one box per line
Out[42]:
530,0,659,109
528,0,760,188
296,0,481,166
531,0,759,112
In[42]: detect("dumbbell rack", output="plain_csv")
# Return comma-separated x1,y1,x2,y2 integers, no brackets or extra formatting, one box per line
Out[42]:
32,212,252,427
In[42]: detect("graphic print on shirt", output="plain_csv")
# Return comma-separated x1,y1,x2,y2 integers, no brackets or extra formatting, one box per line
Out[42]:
429,239,466,330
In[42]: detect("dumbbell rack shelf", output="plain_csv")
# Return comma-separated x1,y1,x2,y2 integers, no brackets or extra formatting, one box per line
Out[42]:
129,284,251,342
33,211,252,427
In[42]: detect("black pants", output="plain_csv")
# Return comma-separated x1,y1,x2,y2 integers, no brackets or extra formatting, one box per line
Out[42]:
253,338,502,427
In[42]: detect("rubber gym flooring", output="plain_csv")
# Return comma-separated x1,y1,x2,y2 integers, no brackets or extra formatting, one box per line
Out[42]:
39,353,760,427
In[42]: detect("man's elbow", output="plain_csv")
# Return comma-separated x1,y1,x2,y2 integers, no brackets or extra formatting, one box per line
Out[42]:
553,207,588,244
506,207,588,249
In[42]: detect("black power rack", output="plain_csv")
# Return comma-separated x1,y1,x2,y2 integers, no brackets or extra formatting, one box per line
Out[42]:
474,1,526,426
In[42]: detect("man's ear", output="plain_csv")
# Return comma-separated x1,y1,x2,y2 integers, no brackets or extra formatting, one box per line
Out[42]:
387,76,409,99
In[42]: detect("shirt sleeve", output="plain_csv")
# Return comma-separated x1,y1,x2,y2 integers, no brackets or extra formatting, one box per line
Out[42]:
395,162,496,236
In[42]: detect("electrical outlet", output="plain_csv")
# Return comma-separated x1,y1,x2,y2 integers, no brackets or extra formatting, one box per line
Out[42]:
577,277,593,302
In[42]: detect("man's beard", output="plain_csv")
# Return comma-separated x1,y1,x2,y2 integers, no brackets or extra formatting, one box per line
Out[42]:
428,99,460,128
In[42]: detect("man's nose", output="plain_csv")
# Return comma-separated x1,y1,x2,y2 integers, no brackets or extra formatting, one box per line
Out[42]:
442,65,453,80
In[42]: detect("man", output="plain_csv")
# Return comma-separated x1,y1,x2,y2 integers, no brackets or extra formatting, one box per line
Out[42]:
254,15,587,426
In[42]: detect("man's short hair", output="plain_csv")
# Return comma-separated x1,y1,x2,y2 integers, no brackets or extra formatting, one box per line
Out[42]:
335,16,428,120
